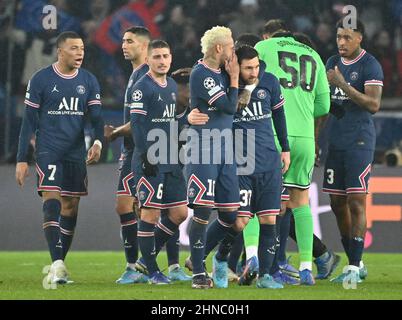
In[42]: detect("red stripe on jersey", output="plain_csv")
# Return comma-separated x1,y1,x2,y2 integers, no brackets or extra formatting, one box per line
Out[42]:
130,109,147,115
341,50,366,65
208,91,225,105
25,100,40,109
272,99,285,110
52,63,79,79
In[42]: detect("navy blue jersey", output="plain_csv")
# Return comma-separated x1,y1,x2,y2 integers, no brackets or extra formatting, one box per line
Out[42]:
130,72,178,173
189,60,238,133
19,63,102,162
326,50,384,150
188,60,238,164
123,63,149,154
234,71,285,173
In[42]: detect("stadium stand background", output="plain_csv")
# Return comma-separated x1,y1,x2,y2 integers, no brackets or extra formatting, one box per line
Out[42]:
1,0,402,164
0,0,401,251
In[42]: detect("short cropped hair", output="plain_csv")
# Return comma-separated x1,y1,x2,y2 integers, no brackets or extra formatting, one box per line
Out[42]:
148,40,170,54
201,26,232,55
336,18,365,36
124,26,151,40
235,33,262,49
263,19,288,36
56,31,82,48
235,45,259,64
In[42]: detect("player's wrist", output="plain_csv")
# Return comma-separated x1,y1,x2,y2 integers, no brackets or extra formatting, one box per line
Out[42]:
93,139,103,150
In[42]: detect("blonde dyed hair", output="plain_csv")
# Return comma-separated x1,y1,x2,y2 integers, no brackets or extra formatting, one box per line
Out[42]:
201,26,232,55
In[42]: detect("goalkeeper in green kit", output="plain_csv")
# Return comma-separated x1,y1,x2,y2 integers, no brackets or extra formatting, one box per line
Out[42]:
254,22,330,285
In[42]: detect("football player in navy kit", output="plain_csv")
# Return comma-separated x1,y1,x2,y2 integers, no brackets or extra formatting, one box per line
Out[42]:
16,32,104,284
323,19,384,283
130,40,188,285
184,26,240,289
104,26,151,285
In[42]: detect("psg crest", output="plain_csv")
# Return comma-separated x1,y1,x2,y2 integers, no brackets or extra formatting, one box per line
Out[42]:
257,89,267,99
76,85,86,94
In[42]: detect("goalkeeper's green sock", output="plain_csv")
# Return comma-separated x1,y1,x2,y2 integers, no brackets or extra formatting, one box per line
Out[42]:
292,205,314,271
243,216,260,259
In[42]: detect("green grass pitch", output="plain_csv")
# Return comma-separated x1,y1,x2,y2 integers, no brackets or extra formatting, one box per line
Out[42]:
0,251,401,300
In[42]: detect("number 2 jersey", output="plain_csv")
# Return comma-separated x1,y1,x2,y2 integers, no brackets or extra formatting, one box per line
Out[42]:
326,50,384,151
17,63,102,163
255,35,330,138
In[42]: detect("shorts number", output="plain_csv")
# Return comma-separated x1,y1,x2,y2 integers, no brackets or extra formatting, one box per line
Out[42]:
157,184,163,199
326,169,335,185
206,179,215,197
240,190,252,207
48,165,56,181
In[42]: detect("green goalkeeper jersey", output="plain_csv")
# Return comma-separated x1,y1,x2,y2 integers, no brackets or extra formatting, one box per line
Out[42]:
255,36,330,138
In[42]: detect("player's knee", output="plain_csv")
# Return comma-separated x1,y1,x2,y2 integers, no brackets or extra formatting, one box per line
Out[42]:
233,217,248,232
62,198,80,217
218,211,237,227
115,198,134,215
258,215,276,225
330,197,347,214
168,206,188,224
43,199,61,220
347,197,365,215
140,208,160,224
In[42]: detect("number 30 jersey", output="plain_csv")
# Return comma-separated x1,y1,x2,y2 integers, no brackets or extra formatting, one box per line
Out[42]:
255,35,330,138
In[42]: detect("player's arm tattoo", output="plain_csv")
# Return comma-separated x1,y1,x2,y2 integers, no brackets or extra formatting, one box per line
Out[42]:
338,82,382,114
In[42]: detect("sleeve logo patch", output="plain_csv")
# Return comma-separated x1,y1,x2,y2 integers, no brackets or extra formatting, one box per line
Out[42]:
132,90,143,102
204,77,216,90
208,86,221,96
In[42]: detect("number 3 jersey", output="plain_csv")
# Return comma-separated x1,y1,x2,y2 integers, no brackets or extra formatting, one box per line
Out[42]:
326,50,384,151
255,35,330,138
19,64,102,162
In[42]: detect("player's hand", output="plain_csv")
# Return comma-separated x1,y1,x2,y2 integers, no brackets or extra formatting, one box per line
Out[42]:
86,144,102,165
16,162,29,187
171,67,192,77
188,108,209,125
141,153,158,177
104,125,116,142
225,53,240,83
327,66,346,88
281,151,290,174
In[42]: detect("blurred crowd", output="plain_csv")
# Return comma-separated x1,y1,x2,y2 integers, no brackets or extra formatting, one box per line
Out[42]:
1,0,402,161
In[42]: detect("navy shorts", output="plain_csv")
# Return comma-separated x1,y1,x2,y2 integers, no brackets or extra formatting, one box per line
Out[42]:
35,156,87,197
135,167,187,209
116,152,136,197
185,162,240,209
237,169,282,218
323,149,373,195
281,187,290,201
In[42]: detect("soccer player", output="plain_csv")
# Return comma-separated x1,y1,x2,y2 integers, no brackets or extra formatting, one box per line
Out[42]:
185,26,240,289
255,21,331,285
130,40,188,285
15,31,104,284
323,19,383,283
200,45,290,289
104,26,151,284
132,68,193,282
